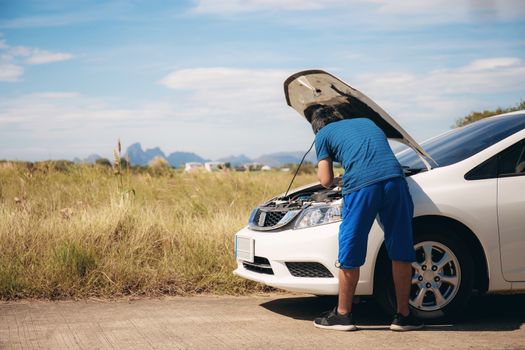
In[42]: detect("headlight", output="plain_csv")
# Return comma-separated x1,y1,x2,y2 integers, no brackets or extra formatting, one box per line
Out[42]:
294,203,342,229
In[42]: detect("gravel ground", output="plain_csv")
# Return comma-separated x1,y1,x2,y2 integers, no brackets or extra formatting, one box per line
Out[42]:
0,293,524,349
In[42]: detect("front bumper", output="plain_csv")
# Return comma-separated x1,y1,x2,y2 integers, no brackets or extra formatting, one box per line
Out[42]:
233,223,380,295
234,263,339,295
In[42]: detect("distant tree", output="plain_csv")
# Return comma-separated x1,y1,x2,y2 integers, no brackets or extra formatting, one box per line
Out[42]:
454,100,525,128
95,158,112,167
35,160,74,172
149,156,169,169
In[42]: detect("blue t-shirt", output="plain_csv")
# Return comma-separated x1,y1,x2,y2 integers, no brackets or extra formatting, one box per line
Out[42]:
315,118,403,195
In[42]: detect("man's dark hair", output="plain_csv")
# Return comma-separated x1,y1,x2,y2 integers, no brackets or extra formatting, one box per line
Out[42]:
310,105,344,134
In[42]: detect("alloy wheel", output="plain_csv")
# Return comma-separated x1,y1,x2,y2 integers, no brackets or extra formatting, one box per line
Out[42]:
410,241,461,311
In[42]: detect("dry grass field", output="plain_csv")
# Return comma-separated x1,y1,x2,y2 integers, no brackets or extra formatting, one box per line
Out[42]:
0,161,317,300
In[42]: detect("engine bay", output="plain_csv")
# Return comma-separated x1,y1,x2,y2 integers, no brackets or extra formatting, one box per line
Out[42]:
261,176,343,211
247,177,344,231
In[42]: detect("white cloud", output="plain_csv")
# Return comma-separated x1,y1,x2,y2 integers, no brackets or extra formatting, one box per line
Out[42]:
30,92,81,99
192,0,525,20
3,45,74,65
0,94,137,126
24,50,74,65
352,56,525,138
192,0,333,13
160,67,295,122
159,60,525,133
0,14,84,29
6,46,31,57
0,37,74,82
0,63,23,82
464,57,521,71
0,94,184,161
356,57,525,98
162,61,525,144
161,67,287,90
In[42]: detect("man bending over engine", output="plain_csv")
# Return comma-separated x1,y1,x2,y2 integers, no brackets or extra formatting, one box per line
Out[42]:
311,105,423,332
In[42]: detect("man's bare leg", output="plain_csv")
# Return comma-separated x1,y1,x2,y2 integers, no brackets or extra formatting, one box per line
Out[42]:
337,267,360,314
392,261,412,316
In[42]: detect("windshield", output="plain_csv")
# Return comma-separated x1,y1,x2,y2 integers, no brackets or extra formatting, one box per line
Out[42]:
397,113,525,169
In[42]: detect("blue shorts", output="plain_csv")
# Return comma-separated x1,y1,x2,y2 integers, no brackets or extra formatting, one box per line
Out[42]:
337,176,416,269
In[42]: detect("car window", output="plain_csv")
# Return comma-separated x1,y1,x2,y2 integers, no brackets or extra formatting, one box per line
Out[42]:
397,113,525,169
465,139,525,180
498,140,525,177
464,157,498,180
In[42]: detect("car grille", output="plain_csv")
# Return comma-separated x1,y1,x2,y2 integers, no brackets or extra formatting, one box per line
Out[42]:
249,208,302,231
286,262,334,278
254,210,286,227
243,256,274,275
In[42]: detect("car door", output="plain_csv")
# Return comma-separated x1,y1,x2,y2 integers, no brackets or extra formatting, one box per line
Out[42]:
497,139,525,281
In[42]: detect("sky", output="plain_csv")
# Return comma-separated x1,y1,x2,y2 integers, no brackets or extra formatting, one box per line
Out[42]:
0,0,524,161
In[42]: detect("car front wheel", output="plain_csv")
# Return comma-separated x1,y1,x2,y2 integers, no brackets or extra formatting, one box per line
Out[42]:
375,229,474,321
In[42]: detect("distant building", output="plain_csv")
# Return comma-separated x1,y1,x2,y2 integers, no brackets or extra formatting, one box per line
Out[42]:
184,162,204,172
261,165,272,171
204,162,226,172
243,162,263,171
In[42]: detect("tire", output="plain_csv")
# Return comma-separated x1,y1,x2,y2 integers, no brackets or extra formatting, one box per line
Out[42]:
374,227,474,321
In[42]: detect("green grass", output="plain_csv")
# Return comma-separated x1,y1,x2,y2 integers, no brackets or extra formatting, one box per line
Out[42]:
0,162,317,299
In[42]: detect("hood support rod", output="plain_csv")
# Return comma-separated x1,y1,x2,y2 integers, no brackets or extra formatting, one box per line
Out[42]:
284,140,316,199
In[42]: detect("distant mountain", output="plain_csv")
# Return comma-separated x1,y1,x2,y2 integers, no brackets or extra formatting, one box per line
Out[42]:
73,153,102,164
253,150,317,167
85,154,102,163
125,143,166,166
166,152,206,168
216,154,252,167
121,142,317,168
124,143,206,167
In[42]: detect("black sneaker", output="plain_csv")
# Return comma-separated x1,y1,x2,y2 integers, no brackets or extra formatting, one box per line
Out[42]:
390,312,424,331
313,307,357,331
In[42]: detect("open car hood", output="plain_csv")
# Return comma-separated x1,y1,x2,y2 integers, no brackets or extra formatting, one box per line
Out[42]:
284,69,436,169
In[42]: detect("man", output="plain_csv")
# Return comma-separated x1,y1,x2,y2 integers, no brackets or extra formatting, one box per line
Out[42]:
311,105,423,332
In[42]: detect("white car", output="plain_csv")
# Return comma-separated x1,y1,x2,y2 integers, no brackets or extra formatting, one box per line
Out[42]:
233,70,525,320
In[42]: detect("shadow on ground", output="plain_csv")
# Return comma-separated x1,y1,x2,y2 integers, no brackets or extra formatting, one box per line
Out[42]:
260,294,525,331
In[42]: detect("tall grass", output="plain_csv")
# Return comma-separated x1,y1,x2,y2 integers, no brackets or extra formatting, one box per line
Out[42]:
0,162,317,299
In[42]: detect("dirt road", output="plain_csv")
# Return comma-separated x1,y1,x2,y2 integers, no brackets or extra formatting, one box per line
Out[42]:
1,294,524,349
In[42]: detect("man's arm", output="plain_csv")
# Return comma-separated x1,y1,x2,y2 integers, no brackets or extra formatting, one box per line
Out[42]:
318,157,334,188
